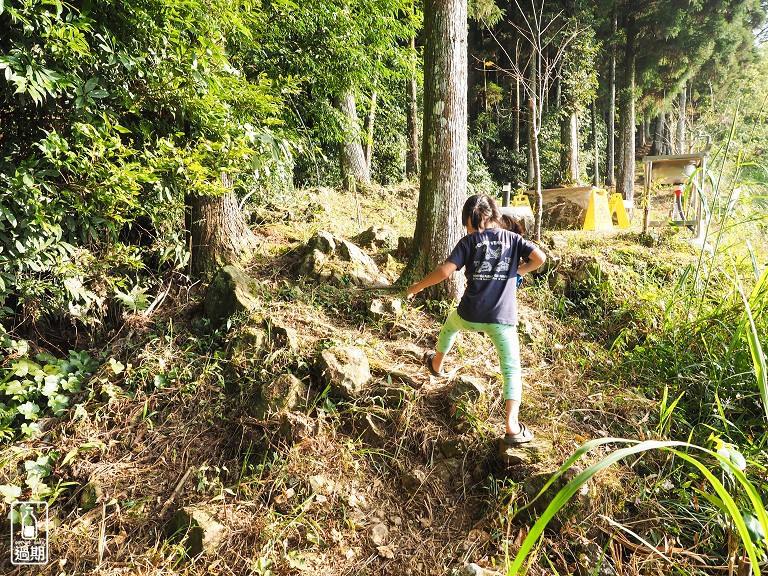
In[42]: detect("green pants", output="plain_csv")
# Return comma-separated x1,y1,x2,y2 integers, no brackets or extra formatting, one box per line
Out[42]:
436,310,522,402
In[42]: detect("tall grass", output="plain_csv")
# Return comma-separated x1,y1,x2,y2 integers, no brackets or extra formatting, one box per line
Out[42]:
506,102,768,574
505,438,768,576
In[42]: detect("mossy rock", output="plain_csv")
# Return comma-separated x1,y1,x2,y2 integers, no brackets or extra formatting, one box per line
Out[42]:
250,373,308,420
167,505,228,557
317,346,371,400
204,265,261,325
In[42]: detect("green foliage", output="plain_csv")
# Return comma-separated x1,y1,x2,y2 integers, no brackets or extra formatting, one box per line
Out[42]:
0,0,295,324
506,438,768,575
0,325,97,441
467,139,498,196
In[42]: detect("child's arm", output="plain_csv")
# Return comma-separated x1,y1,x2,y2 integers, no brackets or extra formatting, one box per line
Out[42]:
517,247,546,276
406,261,459,299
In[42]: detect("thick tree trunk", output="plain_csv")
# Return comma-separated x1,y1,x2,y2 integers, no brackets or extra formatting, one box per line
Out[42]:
406,36,420,180
617,17,636,202
364,90,378,174
338,90,371,187
677,86,687,153
560,111,580,185
529,99,542,242
605,6,616,187
189,173,259,277
401,0,467,301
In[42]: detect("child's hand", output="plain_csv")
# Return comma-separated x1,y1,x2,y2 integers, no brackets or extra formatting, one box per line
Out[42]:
405,284,420,300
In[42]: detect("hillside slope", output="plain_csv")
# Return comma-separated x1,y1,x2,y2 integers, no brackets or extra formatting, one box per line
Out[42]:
0,184,729,576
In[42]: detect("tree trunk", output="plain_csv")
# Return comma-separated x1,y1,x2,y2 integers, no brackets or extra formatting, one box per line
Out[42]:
406,36,420,180
527,58,537,186
401,0,467,301
338,90,371,187
513,38,520,153
651,112,664,156
364,90,378,174
189,173,259,277
560,111,580,185
529,99,542,242
677,85,687,153
617,16,636,202
605,5,616,187
592,99,599,187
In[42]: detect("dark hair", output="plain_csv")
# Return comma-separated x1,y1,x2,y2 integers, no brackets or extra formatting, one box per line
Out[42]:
462,194,503,230
500,214,525,236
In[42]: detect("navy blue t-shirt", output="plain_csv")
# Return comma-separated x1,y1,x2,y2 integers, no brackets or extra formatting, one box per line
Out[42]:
446,228,536,325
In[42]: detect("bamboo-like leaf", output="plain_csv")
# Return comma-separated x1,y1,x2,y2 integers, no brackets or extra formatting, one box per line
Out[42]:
506,439,768,576
740,289,768,423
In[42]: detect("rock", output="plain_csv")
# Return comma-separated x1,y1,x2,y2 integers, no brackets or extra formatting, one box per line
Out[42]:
227,325,269,383
336,239,384,285
369,299,387,320
396,236,413,259
449,376,486,404
297,232,387,287
355,226,398,250
515,465,590,531
167,505,228,556
400,468,426,492
370,522,389,546
204,265,261,325
498,436,550,466
547,234,569,251
437,438,466,459
317,346,371,400
250,374,308,420
266,319,300,351
517,313,543,346
297,249,331,281
367,384,415,408
451,562,501,576
377,544,396,559
79,480,103,512
434,458,461,484
278,412,321,444
368,298,404,320
359,412,388,443
308,230,337,254
575,540,619,576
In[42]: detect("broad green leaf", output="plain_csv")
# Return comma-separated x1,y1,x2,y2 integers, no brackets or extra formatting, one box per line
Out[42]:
744,511,766,543
0,484,21,504
17,401,40,420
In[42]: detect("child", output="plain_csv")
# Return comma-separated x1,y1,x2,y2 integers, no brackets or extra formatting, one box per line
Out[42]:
406,194,546,444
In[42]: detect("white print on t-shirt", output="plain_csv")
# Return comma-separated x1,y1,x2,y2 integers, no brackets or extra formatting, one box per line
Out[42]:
472,240,512,281
476,261,493,273
485,246,502,259
494,258,510,273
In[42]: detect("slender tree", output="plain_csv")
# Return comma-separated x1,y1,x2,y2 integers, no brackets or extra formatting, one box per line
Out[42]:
605,3,617,186
486,0,581,240
616,11,636,203
338,91,371,187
